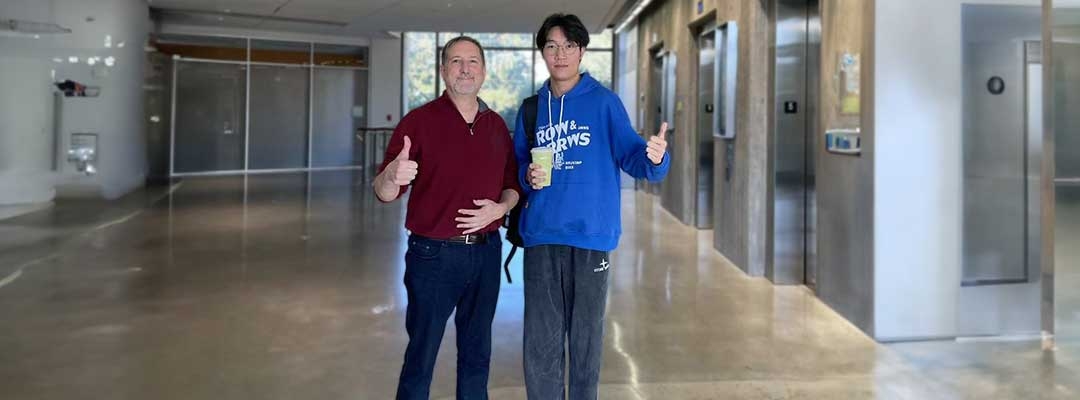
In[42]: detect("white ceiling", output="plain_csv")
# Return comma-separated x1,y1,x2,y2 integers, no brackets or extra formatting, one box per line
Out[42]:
148,0,630,37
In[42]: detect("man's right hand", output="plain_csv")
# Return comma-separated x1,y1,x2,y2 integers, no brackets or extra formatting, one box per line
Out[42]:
528,163,547,190
385,136,418,186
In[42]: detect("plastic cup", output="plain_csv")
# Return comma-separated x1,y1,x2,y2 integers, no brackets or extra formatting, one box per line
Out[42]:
530,147,553,188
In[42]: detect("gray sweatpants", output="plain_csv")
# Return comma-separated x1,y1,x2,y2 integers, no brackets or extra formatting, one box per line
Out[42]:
522,244,611,400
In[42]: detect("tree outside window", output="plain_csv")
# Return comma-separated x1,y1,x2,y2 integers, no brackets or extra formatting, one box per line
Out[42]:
403,31,614,128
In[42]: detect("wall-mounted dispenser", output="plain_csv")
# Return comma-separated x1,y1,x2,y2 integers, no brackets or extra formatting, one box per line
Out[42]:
67,133,98,175
825,128,860,155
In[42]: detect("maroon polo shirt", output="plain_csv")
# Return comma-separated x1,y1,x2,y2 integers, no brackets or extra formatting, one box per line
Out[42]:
377,93,522,239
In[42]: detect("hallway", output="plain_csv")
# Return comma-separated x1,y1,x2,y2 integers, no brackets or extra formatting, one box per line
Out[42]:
0,171,1076,399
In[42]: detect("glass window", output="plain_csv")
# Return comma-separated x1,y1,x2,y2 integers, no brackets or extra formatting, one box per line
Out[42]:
406,31,614,125
478,50,534,127
312,68,366,167
249,64,310,169
403,32,437,112
534,50,548,91
438,32,463,47
589,29,614,49
534,50,613,90
173,61,247,173
580,51,613,89
465,33,534,48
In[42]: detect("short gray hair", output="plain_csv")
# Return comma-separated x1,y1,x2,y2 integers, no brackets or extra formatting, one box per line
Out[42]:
441,35,486,66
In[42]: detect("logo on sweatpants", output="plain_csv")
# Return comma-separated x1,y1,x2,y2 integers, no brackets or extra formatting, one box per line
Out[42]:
593,259,610,273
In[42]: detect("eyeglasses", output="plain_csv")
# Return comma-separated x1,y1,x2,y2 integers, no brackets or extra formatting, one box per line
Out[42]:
543,42,580,55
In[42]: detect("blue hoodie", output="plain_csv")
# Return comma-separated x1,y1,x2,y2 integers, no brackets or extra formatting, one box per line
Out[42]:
513,73,670,251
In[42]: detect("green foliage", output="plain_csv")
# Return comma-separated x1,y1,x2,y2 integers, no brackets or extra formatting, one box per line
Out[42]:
404,32,613,128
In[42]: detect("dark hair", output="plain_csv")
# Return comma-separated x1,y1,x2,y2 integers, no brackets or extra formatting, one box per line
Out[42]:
535,13,590,50
441,35,486,66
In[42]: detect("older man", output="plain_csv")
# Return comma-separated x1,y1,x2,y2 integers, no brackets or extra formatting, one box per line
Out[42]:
375,36,521,400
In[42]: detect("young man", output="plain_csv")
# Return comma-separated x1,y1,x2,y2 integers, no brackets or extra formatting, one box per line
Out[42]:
376,36,521,400
512,13,671,400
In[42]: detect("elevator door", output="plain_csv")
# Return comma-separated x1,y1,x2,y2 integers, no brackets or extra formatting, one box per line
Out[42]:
771,0,819,286
659,52,684,222
652,51,678,218
696,28,717,229
714,22,741,262
641,50,665,195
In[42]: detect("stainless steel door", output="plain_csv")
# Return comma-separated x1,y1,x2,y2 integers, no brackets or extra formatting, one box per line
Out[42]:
660,52,687,222
696,28,717,229
1053,41,1080,339
641,51,664,195
770,0,819,285
806,3,820,289
714,23,741,260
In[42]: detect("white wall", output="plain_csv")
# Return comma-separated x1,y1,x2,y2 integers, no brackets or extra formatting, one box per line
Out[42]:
873,0,1041,340
0,0,62,205
368,37,402,128
0,0,150,203
0,49,57,205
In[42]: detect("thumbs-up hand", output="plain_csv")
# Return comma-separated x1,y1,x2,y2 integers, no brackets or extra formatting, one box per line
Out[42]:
386,136,418,186
646,122,668,165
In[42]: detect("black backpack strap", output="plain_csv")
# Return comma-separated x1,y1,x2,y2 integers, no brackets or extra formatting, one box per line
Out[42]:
503,246,517,283
503,95,540,284
523,95,539,148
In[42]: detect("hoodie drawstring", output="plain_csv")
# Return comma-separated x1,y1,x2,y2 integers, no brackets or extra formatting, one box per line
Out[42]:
546,90,566,137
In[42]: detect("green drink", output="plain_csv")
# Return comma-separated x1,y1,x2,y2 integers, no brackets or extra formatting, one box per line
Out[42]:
530,147,553,188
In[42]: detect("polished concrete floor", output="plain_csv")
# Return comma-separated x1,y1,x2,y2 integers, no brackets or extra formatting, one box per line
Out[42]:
1,171,1079,399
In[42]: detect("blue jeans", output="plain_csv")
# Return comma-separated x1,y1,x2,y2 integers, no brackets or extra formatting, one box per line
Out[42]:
523,245,611,400
396,232,502,400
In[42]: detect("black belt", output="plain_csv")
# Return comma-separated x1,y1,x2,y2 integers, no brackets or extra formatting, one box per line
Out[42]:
447,233,488,244
418,233,489,245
